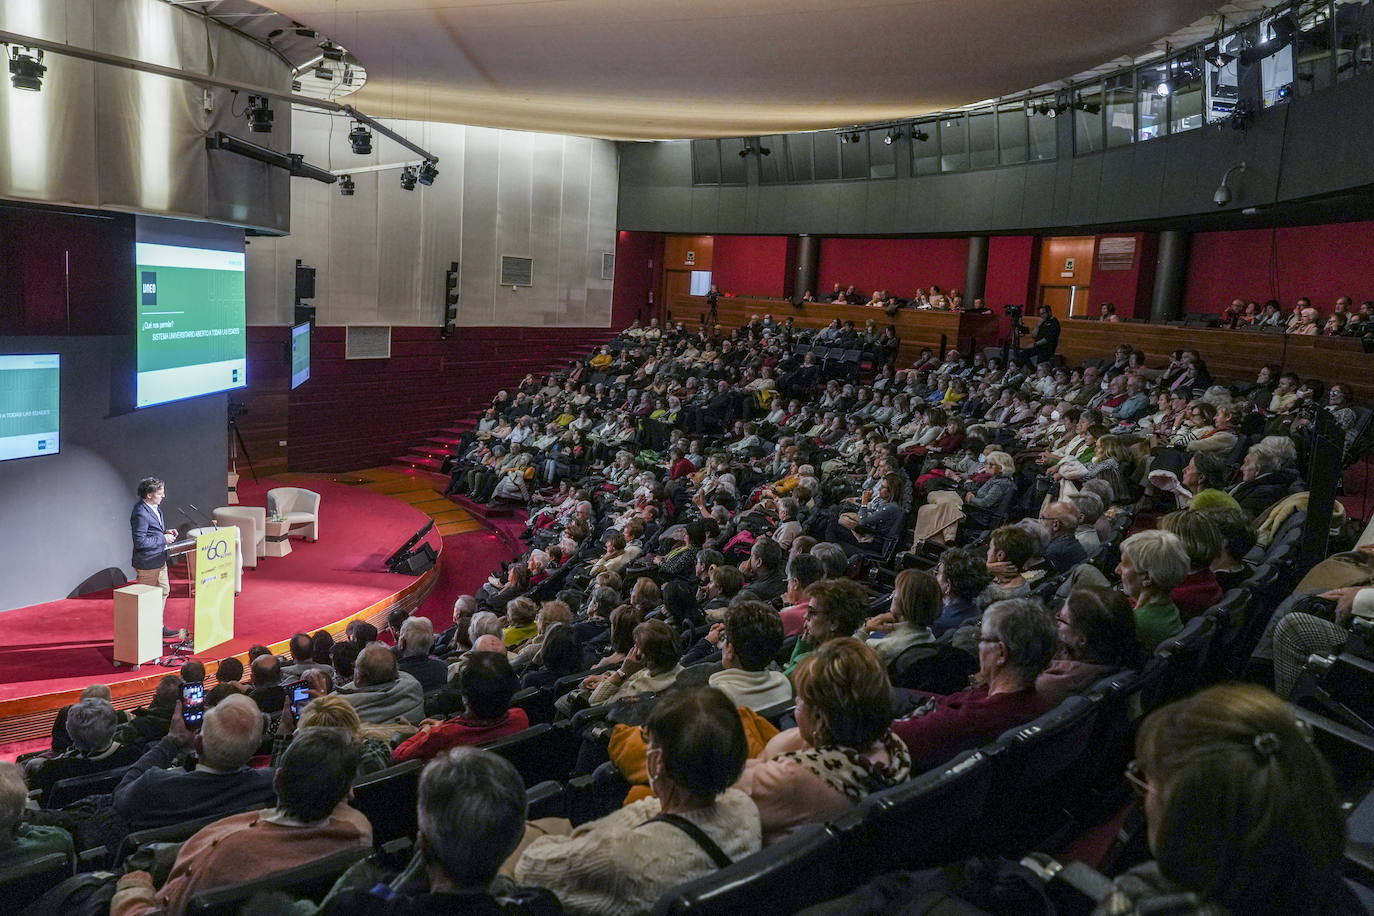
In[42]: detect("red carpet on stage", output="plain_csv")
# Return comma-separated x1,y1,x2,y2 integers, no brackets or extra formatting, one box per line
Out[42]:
0,478,442,699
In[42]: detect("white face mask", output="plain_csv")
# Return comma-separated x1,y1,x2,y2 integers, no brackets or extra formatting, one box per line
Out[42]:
1100,380,1110,391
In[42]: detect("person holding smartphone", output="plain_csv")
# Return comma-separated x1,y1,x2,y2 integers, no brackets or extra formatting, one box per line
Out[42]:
130,476,182,639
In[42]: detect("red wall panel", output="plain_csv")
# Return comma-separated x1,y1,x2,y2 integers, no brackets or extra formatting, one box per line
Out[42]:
611,230,662,330
817,237,968,298
711,235,789,298
286,325,613,472
1089,232,1157,320
983,235,1036,342
1185,221,1374,314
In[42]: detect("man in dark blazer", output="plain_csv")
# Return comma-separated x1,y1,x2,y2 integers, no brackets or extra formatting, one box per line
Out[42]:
1040,501,1090,575
131,476,180,637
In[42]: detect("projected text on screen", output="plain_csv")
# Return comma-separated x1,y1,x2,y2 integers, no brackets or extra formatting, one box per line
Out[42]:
0,354,60,462
135,242,247,408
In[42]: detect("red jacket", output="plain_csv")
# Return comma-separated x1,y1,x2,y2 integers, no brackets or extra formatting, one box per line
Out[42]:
392,708,530,763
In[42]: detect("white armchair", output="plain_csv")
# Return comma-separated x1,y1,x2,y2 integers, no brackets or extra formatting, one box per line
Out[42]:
186,525,245,594
268,487,321,542
213,506,267,568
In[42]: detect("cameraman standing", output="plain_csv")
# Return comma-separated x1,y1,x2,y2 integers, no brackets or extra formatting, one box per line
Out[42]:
1028,303,1060,365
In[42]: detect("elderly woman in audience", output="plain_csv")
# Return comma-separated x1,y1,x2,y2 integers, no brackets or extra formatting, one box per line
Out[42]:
501,597,540,649
0,761,73,867
273,692,394,777
1157,509,1225,619
1038,586,1143,705
1104,684,1351,916
1117,530,1189,651
891,597,1056,772
735,638,911,844
1229,437,1299,516
584,619,682,706
516,688,760,913
859,568,941,663
783,578,870,676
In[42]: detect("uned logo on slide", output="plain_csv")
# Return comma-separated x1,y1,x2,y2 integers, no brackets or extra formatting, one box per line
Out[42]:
141,271,158,305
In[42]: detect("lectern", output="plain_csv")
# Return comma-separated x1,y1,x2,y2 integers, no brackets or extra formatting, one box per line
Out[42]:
113,584,163,668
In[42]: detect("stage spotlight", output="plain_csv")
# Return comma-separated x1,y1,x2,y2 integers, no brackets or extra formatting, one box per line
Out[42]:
739,145,752,157
319,43,345,62
1204,46,1236,69
1156,78,1171,96
246,95,273,132
418,160,439,186
758,145,770,156
912,129,929,142
342,67,354,87
348,121,373,155
339,174,355,196
399,166,418,191
291,79,302,92
8,46,46,91
294,23,318,39
314,64,333,80
883,128,903,145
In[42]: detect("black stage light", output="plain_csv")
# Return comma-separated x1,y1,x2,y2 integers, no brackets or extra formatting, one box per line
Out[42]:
314,64,333,81
291,79,302,92
339,174,355,196
348,121,372,154
418,160,439,186
912,129,929,142
246,95,273,132
399,166,418,190
320,43,345,62
758,145,770,156
8,46,45,91
342,67,354,87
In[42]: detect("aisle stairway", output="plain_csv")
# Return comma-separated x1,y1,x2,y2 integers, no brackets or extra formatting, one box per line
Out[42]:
390,328,618,476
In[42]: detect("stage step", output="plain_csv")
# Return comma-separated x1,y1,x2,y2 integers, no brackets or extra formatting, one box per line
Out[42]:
396,454,445,472
446,491,518,518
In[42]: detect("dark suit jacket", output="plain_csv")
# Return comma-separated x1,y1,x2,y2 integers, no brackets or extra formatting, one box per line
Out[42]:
1044,533,1089,574
131,500,169,570
112,737,276,831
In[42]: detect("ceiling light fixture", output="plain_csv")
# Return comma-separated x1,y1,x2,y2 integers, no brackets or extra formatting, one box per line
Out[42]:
314,63,333,80
912,129,930,142
319,43,345,63
739,145,752,157
348,121,373,155
883,128,904,145
418,160,439,186
399,166,418,191
339,174,355,196
7,45,46,91
758,145,771,156
246,94,273,132
1204,45,1236,69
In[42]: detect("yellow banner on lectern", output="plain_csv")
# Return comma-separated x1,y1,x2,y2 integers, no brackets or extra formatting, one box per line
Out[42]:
194,529,236,653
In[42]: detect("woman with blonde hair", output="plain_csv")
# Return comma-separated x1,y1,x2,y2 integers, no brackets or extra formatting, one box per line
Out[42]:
1105,683,1350,916
912,449,1015,547
272,692,393,777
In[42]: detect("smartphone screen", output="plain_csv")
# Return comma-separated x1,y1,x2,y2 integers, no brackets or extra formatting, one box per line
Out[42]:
181,682,206,731
287,679,311,717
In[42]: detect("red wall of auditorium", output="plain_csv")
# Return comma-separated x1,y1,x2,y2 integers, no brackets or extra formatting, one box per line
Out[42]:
1089,232,1157,321
612,230,663,330
1184,221,1374,313
711,235,790,297
818,238,968,297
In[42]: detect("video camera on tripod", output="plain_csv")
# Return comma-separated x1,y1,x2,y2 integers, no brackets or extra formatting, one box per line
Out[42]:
1005,303,1029,336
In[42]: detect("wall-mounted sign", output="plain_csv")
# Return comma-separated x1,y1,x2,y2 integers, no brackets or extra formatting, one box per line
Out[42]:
686,250,696,265
1097,236,1137,271
1064,258,1076,272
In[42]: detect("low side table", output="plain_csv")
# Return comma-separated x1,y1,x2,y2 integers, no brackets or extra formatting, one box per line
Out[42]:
264,518,293,558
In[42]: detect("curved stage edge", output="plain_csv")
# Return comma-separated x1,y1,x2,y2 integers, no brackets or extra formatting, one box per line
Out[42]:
0,477,443,748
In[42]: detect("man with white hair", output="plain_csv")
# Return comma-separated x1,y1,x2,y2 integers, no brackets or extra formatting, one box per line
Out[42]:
434,595,477,656
0,762,74,866
397,615,448,692
113,693,274,832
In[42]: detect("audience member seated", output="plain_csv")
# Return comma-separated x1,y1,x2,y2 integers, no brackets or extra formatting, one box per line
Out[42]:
931,548,991,638
115,675,184,751
216,656,245,685
396,615,449,692
111,728,371,916
778,553,824,639
47,684,132,754
1038,586,1144,705
585,619,683,707
248,653,286,714
24,696,143,802
891,597,1055,772
783,578,870,677
706,600,793,709
502,596,540,649
271,692,393,778
516,688,760,912
336,643,426,726
1117,530,1188,651
393,652,529,762
323,748,560,916
113,693,275,833
0,762,73,867
1104,684,1352,916
1039,500,1090,574
859,568,940,664
736,638,911,844
1158,509,1225,619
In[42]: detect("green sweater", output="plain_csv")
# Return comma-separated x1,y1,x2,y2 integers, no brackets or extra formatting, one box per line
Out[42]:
1134,599,1183,651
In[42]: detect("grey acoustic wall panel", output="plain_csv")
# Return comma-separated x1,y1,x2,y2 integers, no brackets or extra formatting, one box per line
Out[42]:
246,113,617,328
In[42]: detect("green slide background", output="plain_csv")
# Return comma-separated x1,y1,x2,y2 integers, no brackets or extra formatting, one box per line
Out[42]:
136,264,246,372
292,331,310,377
0,367,59,438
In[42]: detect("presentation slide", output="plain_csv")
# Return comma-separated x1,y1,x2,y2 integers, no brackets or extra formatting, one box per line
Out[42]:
135,242,246,408
290,322,311,389
0,354,60,462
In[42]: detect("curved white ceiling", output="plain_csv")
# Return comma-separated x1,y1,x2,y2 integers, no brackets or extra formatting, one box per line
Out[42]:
253,0,1226,140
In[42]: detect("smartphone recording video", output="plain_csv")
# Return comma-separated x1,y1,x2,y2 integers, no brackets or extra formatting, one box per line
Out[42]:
287,679,311,718
181,682,206,731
